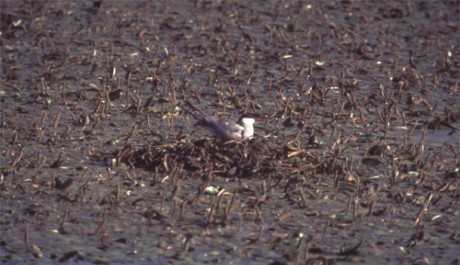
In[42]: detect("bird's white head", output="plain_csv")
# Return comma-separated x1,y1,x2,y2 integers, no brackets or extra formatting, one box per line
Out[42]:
238,115,257,140
239,117,256,127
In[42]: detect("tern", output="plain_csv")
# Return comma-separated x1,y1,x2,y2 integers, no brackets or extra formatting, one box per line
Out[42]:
183,101,256,141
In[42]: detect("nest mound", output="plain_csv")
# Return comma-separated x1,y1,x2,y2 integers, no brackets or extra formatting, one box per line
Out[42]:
115,137,328,178
119,137,277,178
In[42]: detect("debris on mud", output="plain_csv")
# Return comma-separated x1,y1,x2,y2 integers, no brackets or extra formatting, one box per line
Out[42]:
112,137,328,179
1,1,458,264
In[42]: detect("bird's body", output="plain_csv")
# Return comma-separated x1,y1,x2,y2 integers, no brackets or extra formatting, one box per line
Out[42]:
184,101,255,141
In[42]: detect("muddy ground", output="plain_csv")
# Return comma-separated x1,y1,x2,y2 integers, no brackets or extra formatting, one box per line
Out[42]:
1,0,459,264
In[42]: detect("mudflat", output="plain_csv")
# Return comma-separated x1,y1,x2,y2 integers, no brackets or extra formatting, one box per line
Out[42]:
1,1,458,264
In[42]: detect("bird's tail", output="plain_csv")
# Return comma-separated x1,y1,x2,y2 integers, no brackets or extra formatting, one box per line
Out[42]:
182,100,206,121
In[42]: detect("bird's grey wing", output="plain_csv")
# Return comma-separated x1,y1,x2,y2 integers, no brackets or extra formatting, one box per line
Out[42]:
200,116,244,139
216,119,243,133
216,119,244,139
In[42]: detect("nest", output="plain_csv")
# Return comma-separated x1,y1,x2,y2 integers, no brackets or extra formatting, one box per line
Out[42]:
112,137,329,179
116,137,279,178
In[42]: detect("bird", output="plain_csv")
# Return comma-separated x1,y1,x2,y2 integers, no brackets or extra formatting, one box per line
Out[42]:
183,101,257,141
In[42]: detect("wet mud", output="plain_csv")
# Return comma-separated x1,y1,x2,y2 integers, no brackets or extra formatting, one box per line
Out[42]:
1,1,459,264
